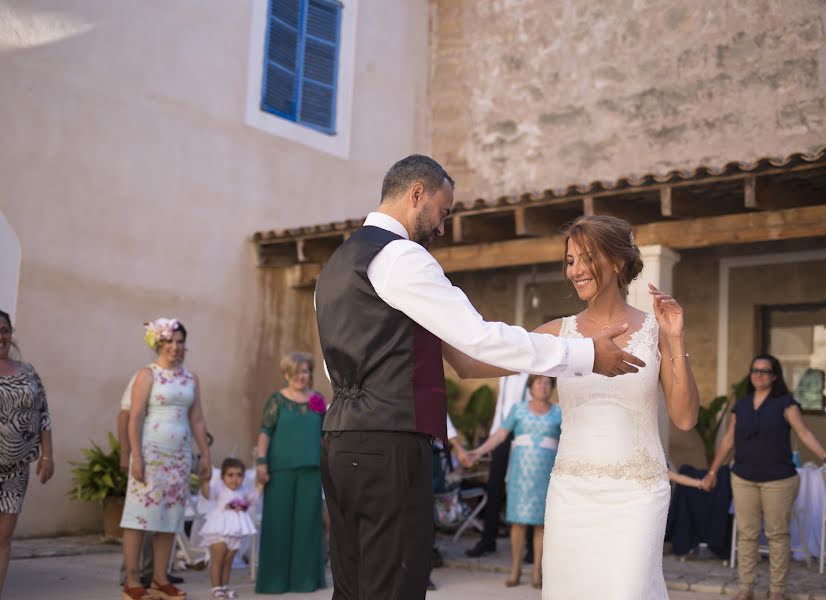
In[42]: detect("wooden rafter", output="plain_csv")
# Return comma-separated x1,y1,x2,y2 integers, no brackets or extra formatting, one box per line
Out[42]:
744,175,823,210
432,204,826,273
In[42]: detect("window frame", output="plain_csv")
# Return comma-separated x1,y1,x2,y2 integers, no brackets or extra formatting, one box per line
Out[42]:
760,301,826,414
261,0,342,135
244,0,357,159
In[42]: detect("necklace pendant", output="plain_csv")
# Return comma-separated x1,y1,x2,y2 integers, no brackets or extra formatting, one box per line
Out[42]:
601,325,610,331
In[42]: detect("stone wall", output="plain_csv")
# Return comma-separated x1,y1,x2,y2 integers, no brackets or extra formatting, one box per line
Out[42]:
430,0,826,203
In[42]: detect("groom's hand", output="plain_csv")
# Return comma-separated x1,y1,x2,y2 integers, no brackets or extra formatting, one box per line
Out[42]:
592,323,646,377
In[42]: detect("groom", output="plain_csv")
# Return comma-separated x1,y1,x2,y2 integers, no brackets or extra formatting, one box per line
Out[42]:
315,154,643,600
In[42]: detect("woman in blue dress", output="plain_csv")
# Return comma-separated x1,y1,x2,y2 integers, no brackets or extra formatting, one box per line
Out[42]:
469,375,561,589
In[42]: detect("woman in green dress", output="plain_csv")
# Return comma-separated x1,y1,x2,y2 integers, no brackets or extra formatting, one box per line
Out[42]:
255,351,326,594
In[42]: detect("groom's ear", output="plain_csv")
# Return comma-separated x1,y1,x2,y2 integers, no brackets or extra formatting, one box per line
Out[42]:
409,182,425,208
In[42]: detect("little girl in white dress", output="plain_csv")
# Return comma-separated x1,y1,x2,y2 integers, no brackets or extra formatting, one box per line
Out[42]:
199,458,259,599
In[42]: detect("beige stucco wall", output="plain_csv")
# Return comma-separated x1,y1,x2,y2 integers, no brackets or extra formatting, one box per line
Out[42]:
430,0,826,202
0,211,21,320
0,0,431,536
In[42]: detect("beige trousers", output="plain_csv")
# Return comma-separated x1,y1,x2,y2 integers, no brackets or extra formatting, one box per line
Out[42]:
731,472,799,594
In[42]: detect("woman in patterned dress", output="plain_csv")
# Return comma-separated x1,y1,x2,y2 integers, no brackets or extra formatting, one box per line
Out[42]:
254,351,326,594
469,375,561,589
120,319,211,600
0,309,53,597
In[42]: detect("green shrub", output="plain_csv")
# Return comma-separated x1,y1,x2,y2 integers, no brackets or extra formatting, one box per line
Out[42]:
446,379,495,447
67,433,128,502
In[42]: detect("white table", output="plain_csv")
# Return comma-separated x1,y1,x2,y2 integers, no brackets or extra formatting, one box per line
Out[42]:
790,464,825,562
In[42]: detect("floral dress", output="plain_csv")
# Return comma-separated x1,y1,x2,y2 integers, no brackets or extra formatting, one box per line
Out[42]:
120,364,195,533
502,401,562,525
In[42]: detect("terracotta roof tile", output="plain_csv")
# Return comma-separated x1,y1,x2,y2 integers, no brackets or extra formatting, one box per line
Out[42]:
252,146,826,242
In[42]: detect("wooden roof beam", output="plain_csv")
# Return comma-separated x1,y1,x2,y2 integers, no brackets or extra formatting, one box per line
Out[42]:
257,240,299,267
744,175,822,210
433,204,826,273
297,235,346,263
515,204,581,237
660,186,696,218
584,194,661,224
452,210,517,244
660,185,747,218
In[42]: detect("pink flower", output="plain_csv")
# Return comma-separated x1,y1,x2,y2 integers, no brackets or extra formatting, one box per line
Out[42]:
308,393,326,415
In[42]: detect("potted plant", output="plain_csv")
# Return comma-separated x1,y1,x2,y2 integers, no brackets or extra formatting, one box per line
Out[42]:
695,376,749,467
446,379,496,447
67,433,128,539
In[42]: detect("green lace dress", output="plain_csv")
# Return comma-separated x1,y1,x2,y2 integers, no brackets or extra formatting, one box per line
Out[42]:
255,391,326,594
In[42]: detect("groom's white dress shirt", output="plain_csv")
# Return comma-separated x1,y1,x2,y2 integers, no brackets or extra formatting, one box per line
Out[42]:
362,212,594,377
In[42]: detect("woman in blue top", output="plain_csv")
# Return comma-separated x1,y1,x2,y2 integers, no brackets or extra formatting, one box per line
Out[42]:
704,354,826,600
470,375,561,589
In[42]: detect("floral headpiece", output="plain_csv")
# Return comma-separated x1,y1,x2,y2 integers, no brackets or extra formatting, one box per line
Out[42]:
143,318,181,350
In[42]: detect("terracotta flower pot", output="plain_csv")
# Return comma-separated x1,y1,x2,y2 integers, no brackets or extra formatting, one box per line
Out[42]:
102,496,125,540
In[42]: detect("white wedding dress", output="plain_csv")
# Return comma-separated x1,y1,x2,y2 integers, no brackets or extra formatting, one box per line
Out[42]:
543,313,670,599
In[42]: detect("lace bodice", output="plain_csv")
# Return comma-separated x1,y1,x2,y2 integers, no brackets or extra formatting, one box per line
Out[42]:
553,312,667,488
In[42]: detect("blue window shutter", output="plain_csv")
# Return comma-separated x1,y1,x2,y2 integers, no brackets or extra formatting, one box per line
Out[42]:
261,0,303,119
262,0,342,135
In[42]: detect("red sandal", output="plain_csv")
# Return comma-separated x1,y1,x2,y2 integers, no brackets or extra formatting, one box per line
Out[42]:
148,581,186,600
122,585,152,600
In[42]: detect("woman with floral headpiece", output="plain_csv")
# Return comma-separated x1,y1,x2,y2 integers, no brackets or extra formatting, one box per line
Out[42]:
120,318,211,600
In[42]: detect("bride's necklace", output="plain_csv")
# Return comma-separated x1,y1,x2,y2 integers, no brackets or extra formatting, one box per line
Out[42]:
583,309,628,332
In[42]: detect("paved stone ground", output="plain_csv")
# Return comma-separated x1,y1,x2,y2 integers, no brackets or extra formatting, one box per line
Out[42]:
3,551,746,600
438,533,826,600
11,534,121,560
7,533,826,599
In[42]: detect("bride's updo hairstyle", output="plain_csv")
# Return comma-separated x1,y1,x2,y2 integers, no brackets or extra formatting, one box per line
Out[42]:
562,215,643,295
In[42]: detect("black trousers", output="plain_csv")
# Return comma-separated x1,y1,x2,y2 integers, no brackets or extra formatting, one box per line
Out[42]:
321,431,433,600
479,432,533,553
481,431,512,544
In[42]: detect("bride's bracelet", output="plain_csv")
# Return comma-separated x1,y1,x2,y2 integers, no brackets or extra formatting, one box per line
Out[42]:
669,353,690,362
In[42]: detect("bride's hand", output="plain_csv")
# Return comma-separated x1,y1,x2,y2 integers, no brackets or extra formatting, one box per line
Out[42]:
648,283,684,338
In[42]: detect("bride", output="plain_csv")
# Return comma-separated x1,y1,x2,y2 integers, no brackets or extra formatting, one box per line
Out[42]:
537,215,698,599
451,215,699,598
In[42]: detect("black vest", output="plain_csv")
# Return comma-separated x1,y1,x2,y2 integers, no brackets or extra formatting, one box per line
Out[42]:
315,225,448,442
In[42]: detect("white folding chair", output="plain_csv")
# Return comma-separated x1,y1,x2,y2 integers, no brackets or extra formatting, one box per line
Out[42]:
451,487,487,542
172,496,209,569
